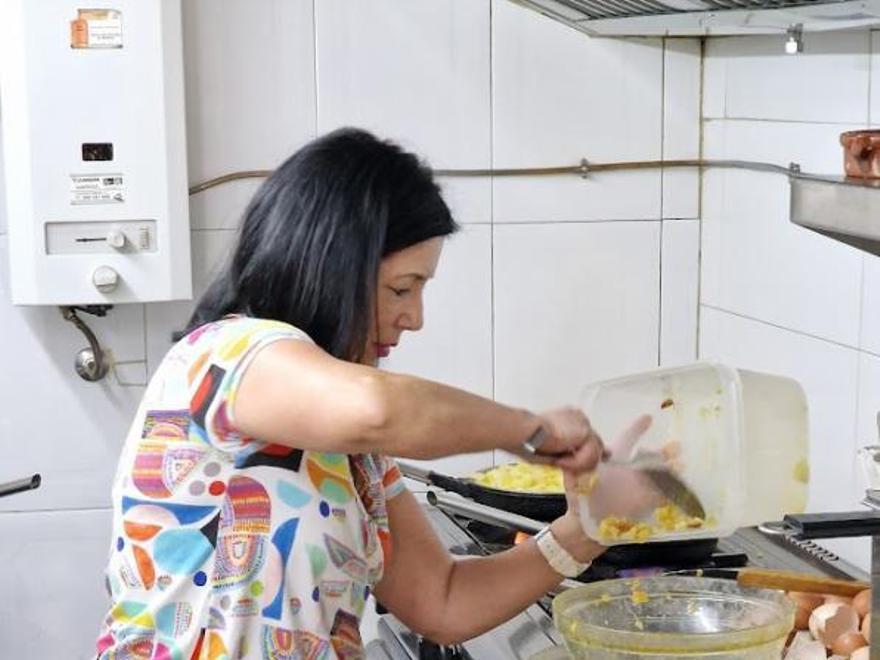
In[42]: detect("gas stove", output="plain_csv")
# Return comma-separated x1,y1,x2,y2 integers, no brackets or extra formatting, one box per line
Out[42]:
364,501,868,660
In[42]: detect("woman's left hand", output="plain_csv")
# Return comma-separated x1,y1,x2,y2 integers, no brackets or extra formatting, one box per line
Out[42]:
549,469,605,564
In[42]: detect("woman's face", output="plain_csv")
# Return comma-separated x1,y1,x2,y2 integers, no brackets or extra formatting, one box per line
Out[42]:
364,237,444,365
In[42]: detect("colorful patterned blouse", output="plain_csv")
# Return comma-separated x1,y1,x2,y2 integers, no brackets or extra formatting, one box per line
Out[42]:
97,316,405,659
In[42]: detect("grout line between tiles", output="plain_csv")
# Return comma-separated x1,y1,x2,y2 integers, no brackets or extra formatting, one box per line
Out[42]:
493,219,663,227
853,331,864,483
703,116,869,127
489,0,497,468
141,302,148,369
0,506,113,516
658,39,666,366
701,303,880,357
868,30,874,127
695,38,707,361
311,0,319,136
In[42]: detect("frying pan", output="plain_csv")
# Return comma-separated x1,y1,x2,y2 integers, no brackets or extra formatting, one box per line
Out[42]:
399,462,720,566
424,468,568,522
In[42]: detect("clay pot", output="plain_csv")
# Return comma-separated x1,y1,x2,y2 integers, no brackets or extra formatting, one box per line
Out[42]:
841,130,880,179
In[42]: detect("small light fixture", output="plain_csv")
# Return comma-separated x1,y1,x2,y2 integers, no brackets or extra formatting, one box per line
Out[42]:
785,24,804,54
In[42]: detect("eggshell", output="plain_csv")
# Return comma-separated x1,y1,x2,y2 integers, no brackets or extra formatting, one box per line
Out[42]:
861,613,870,641
830,630,867,656
852,589,871,619
785,637,830,660
793,606,813,630
785,630,830,660
809,603,860,647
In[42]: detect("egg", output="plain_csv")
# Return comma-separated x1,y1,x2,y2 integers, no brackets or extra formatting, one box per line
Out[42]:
851,647,870,660
861,613,870,641
789,591,825,613
793,605,812,630
852,589,871,619
830,630,867,656
809,603,860,648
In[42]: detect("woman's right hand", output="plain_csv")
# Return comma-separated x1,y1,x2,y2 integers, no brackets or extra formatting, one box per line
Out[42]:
518,406,606,476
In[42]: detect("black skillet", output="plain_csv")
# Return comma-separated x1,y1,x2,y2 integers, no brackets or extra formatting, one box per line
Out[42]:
424,468,568,522
423,467,719,566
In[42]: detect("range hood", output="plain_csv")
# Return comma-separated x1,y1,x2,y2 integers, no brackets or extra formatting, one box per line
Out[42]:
509,0,880,36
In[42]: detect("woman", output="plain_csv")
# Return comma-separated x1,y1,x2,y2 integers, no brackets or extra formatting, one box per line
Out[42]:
97,128,605,659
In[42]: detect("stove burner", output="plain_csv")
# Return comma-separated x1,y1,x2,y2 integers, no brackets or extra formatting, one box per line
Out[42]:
418,638,470,660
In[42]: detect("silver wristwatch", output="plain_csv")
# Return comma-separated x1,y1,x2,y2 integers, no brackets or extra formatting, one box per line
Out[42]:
521,426,549,455
534,526,591,578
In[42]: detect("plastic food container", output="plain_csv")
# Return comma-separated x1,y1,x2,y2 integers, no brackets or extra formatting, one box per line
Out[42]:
577,362,808,545
553,577,795,659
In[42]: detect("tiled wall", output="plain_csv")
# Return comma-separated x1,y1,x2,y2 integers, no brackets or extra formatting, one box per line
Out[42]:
0,2,700,656
699,30,879,569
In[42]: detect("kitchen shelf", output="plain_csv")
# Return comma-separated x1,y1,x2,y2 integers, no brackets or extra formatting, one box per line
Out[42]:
790,175,880,257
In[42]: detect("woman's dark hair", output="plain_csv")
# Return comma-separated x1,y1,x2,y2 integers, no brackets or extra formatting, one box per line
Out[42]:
185,128,458,361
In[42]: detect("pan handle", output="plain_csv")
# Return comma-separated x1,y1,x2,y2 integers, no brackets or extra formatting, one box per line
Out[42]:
397,461,431,485
0,474,41,499
425,471,475,499
396,462,476,499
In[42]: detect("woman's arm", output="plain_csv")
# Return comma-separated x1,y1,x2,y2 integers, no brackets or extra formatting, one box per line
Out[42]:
233,339,601,467
372,489,603,645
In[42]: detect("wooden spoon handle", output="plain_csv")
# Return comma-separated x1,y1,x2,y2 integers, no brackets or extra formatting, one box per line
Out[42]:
737,568,869,597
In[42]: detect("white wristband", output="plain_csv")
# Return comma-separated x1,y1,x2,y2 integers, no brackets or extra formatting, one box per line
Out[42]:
534,526,591,578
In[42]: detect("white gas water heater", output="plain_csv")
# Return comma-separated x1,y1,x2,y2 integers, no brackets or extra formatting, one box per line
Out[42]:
0,0,192,379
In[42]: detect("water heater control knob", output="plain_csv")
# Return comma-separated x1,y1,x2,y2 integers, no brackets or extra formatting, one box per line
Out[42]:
106,230,126,249
92,265,119,293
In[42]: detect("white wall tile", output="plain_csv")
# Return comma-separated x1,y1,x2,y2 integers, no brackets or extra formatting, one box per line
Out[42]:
663,39,701,220
182,0,316,221
0,509,112,659
860,253,880,354
494,222,661,412
0,110,6,236
145,229,238,376
824,350,880,572
699,307,860,516
872,31,880,125
853,353,880,580
703,32,871,123
857,352,880,462
315,0,491,224
382,226,493,396
703,118,849,172
700,120,863,346
700,307,872,571
188,178,261,232
381,225,495,477
701,40,727,120
0,237,145,512
491,0,663,223
660,220,699,366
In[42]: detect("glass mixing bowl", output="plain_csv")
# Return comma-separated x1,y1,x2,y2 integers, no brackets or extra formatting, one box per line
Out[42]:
553,577,794,659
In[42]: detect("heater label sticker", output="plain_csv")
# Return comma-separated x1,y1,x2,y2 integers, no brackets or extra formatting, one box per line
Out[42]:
70,173,125,205
70,9,123,49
